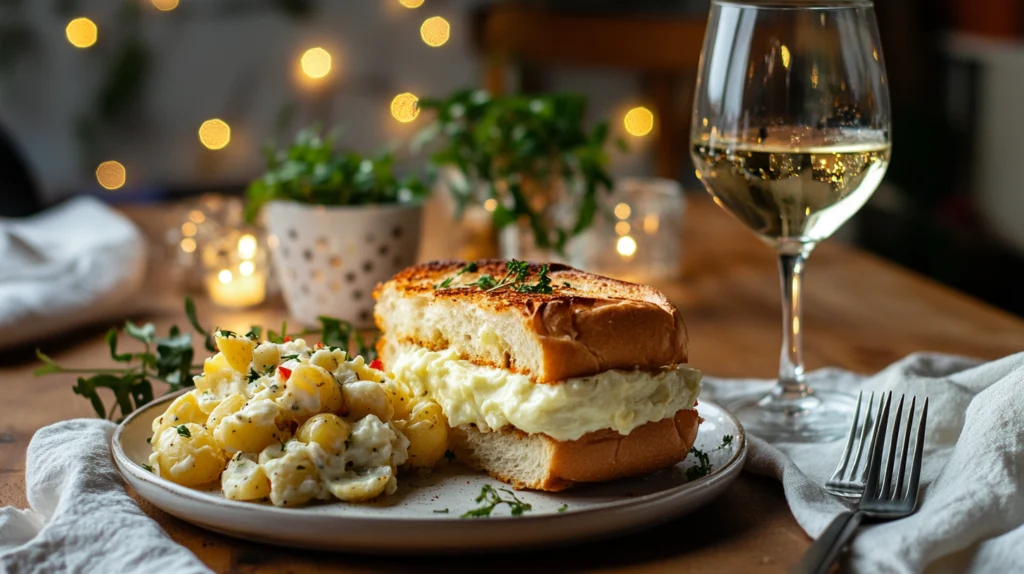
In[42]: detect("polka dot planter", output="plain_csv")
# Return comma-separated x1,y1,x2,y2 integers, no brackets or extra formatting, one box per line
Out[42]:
264,201,423,328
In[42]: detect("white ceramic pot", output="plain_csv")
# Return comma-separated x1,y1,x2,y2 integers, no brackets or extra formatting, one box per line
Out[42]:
264,201,423,327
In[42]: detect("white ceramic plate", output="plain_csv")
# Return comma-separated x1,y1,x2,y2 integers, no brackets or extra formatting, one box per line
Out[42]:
113,394,746,553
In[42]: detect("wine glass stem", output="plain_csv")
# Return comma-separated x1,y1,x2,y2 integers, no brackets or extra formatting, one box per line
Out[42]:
776,248,812,399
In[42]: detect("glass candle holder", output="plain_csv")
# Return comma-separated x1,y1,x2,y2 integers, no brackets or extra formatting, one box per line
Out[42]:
576,177,685,282
202,229,268,309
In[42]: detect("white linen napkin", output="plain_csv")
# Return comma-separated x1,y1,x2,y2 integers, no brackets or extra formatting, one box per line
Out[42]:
706,352,1024,573
0,196,146,348
0,419,211,573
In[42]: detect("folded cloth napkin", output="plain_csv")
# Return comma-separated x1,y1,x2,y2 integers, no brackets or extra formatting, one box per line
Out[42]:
705,352,1024,573
0,196,146,348
0,420,211,574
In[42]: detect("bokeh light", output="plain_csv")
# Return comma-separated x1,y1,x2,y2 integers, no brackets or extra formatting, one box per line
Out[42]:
399,0,425,7
218,269,233,284
301,47,332,79
237,234,258,260
181,222,197,237
66,18,98,49
624,106,654,137
616,236,637,257
198,118,231,150
614,202,632,219
239,261,255,277
615,221,631,236
151,0,179,11
420,16,450,47
95,161,126,190
483,198,498,212
180,238,196,253
390,92,420,123
780,45,791,69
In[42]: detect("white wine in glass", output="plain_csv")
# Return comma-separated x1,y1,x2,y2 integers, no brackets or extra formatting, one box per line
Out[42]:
691,1,892,442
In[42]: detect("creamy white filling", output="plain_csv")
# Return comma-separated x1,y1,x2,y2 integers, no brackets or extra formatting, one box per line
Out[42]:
390,347,702,441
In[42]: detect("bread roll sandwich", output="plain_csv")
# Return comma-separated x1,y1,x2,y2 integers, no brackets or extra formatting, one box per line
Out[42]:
373,260,702,491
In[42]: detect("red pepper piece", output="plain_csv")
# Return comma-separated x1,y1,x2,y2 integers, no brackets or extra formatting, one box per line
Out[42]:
278,366,292,380
283,336,292,342
369,359,384,371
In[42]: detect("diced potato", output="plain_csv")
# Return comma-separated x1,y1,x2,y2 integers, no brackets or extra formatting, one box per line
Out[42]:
382,379,414,420
263,449,322,507
403,400,448,468
214,399,286,454
221,454,271,501
215,333,257,374
310,348,342,373
252,343,280,374
152,423,226,487
326,466,392,502
342,381,393,422
296,413,351,454
206,393,245,429
151,391,206,444
203,353,231,377
277,364,344,418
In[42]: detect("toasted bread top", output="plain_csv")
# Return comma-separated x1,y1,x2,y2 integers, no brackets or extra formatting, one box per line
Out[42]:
374,259,689,382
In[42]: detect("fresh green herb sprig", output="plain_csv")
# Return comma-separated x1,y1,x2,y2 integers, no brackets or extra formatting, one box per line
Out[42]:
35,298,377,422
685,435,737,481
415,90,626,254
435,260,555,295
461,485,533,518
245,126,429,223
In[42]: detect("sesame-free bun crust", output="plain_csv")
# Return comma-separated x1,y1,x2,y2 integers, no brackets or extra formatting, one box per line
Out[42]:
450,409,701,492
373,260,689,383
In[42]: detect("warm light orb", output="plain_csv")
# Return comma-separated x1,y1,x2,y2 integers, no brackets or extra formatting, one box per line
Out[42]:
181,222,197,237
218,269,233,284
151,0,179,11
483,198,498,212
420,16,450,47
643,214,660,234
617,235,637,257
198,118,231,150
399,0,425,7
180,238,196,253
624,106,654,137
96,161,126,190
301,47,333,79
614,202,632,220
189,210,205,224
780,44,791,69
615,221,631,236
237,234,258,260
66,18,98,49
390,92,420,123
239,261,255,277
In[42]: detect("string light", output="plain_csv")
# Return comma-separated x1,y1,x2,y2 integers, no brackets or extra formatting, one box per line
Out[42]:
198,119,231,150
614,203,632,219
151,0,179,11
189,210,205,224
96,161,126,190
617,236,637,258
615,221,631,236
239,261,255,277
390,92,420,123
66,18,97,49
399,0,424,7
624,106,654,137
181,222,197,237
483,198,498,212
237,234,258,260
420,16,450,47
180,238,196,253
218,269,233,284
301,47,332,79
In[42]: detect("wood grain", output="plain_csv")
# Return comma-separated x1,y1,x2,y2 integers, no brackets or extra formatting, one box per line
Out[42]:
2,197,1024,573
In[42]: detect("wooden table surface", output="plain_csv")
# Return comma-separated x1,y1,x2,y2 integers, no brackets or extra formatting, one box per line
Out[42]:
3,197,1024,573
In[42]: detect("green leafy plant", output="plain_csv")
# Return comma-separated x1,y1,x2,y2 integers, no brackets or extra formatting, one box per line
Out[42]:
415,89,625,254
245,126,429,223
35,297,376,422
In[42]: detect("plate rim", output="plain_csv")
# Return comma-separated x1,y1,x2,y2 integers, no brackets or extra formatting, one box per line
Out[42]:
112,390,746,523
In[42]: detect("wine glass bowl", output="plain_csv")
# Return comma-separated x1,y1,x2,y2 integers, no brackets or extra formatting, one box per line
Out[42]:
691,0,891,442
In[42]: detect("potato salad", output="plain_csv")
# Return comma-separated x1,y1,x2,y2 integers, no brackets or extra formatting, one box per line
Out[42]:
147,331,448,507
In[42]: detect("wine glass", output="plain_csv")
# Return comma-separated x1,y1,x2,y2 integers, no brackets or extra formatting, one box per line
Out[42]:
691,0,891,442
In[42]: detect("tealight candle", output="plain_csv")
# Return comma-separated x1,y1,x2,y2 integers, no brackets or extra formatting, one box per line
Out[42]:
207,267,266,308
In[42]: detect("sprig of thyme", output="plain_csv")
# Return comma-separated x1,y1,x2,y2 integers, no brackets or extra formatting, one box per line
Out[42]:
685,435,737,481
435,260,555,295
461,485,533,518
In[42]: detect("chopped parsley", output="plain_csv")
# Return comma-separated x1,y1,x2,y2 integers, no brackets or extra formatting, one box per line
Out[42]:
141,463,154,472
245,326,262,340
247,368,260,383
280,354,300,361
461,485,532,518
557,504,568,513
433,260,557,294
217,329,239,338
176,425,191,438
443,449,456,463
433,508,450,514
685,447,711,481
719,435,734,449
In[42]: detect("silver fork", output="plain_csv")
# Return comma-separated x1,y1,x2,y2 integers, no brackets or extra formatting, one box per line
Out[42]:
825,391,884,500
795,392,929,574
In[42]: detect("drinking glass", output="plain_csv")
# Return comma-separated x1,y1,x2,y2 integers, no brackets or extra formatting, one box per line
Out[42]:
691,0,891,442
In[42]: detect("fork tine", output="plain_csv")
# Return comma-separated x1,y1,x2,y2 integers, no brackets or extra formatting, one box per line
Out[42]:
829,391,864,483
850,392,876,482
906,398,929,505
864,392,892,499
859,392,886,486
881,395,905,498
893,396,916,498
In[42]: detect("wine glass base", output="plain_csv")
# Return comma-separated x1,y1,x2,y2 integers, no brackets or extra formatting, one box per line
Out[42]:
726,389,858,443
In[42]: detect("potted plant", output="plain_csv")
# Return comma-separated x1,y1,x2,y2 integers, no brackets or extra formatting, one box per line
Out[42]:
414,89,622,262
246,127,428,327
